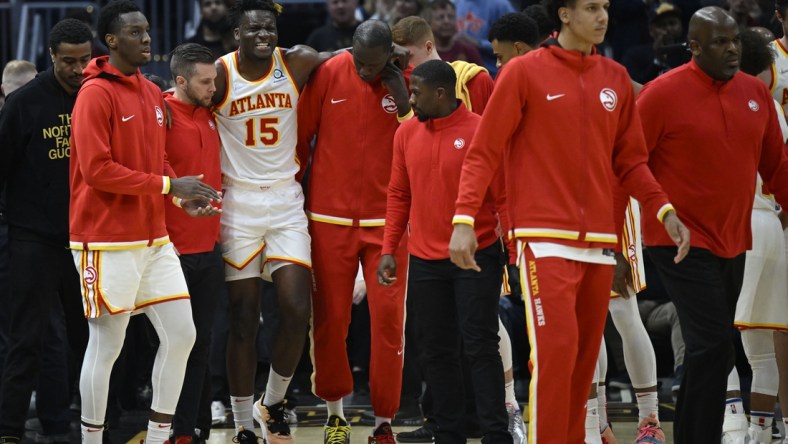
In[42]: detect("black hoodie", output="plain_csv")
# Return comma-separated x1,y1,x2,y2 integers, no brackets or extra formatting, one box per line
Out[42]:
0,67,77,247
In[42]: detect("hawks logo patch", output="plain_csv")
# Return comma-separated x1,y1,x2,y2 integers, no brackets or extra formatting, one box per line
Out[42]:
208,119,216,130
599,88,617,112
84,266,97,285
748,100,759,112
454,138,466,149
381,94,398,114
155,106,164,126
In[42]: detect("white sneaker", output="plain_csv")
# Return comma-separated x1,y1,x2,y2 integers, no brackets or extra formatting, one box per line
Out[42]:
506,403,527,444
722,413,748,444
746,423,772,444
211,400,227,425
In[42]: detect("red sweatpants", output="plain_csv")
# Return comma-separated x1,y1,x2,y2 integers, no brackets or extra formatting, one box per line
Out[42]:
520,245,613,444
309,222,408,418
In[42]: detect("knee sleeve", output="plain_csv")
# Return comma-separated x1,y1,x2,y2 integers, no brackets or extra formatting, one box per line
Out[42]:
609,296,657,388
497,317,513,372
80,314,131,424
145,300,197,414
742,329,779,396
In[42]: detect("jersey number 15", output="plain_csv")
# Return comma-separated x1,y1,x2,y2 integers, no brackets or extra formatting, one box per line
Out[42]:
244,117,280,147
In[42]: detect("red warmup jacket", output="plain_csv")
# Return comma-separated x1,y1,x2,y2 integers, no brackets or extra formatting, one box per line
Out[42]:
70,57,175,250
464,73,493,114
454,42,672,249
383,105,505,259
638,59,788,258
163,92,222,255
296,51,411,226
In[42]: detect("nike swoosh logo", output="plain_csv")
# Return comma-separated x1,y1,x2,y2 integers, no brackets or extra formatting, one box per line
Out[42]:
330,98,347,104
397,349,403,355
122,115,135,122
546,94,565,101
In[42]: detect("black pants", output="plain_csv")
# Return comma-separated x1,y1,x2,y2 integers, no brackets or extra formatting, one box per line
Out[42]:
409,243,509,444
648,246,745,444
172,244,225,439
0,238,88,438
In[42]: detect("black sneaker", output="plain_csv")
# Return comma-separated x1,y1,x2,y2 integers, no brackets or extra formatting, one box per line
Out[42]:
395,421,435,443
323,415,351,444
253,398,292,442
232,427,258,444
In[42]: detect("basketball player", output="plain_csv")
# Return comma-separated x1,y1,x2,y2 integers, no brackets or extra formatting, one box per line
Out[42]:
296,20,412,444
447,0,689,442
69,2,222,444
210,1,345,442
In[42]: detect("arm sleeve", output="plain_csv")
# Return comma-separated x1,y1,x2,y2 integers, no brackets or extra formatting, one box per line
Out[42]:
295,65,327,182
72,84,169,195
467,72,494,115
382,127,411,255
454,62,527,224
612,78,671,223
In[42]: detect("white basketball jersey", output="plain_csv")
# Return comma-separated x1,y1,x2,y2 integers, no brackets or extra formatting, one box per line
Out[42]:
752,99,788,213
769,39,788,115
215,48,299,186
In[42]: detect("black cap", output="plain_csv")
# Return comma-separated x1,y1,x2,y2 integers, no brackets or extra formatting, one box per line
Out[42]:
649,2,682,24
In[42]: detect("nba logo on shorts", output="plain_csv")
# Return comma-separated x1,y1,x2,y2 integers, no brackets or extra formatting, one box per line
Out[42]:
155,106,164,126
381,94,398,114
84,266,97,285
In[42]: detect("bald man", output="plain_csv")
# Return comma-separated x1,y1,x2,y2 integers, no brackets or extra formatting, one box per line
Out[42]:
636,7,788,442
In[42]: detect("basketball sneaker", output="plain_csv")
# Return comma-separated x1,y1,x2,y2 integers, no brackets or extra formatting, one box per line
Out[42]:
722,413,748,444
506,403,527,444
368,422,396,444
211,400,227,426
253,398,293,443
634,414,665,444
600,425,618,444
747,423,773,444
163,436,192,444
394,421,434,443
232,427,258,444
323,415,350,444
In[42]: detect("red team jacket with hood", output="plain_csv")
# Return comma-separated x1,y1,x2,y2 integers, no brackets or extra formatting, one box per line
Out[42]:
296,51,411,226
454,41,673,249
70,56,175,250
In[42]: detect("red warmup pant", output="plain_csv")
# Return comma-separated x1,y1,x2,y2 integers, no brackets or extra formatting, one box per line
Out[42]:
309,222,408,418
519,245,613,444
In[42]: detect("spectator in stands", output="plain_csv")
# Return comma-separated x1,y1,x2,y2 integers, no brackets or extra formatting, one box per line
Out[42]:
367,0,396,22
522,4,555,43
65,6,109,58
306,0,361,52
426,0,484,65
390,0,426,25
455,0,515,76
623,2,690,84
186,0,235,60
727,0,764,29
1,60,37,99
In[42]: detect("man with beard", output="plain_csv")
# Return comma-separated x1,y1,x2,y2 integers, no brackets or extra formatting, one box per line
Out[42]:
69,2,222,443
187,0,236,60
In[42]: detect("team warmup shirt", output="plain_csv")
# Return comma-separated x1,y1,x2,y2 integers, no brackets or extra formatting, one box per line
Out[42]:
382,104,504,259
69,56,174,250
214,48,300,186
637,59,788,258
297,51,411,226
163,92,222,254
454,41,672,251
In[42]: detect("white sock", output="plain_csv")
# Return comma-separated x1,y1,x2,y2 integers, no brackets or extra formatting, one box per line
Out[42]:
231,395,254,432
263,368,292,406
725,397,745,416
635,391,659,422
375,416,392,429
81,423,104,444
504,379,517,406
585,398,602,444
750,410,773,428
597,384,608,431
327,399,344,420
783,417,788,427
145,420,171,444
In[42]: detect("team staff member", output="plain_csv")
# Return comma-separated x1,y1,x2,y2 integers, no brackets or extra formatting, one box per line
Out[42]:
378,59,511,444
164,43,224,444
637,8,788,443
448,0,690,442
69,2,221,444
296,20,412,444
0,19,93,444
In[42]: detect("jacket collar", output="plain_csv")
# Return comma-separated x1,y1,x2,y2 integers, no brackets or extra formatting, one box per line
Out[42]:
427,100,471,130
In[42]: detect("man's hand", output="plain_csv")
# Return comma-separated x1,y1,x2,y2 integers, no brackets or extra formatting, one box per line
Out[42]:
449,224,480,271
663,210,690,263
181,198,222,218
377,254,398,286
391,44,411,71
612,252,633,298
507,264,522,300
380,62,410,115
170,174,222,202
